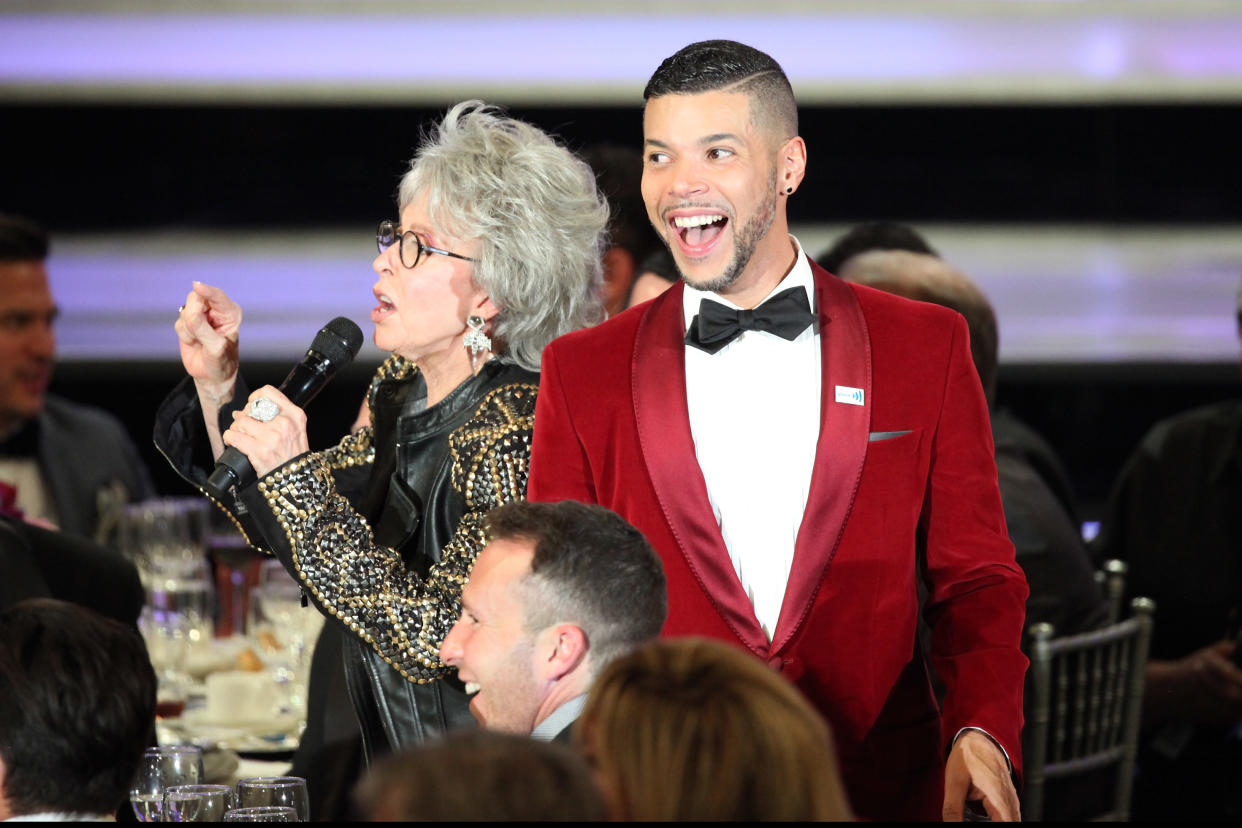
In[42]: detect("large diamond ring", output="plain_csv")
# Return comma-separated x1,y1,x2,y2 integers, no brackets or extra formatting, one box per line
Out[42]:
249,397,280,423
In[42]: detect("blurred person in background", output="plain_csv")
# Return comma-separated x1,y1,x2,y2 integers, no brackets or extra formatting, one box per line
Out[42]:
438,500,666,741
1091,274,1242,820
581,144,665,318
0,213,154,544
355,729,606,822
575,636,853,821
0,598,156,822
816,219,939,276
156,100,609,806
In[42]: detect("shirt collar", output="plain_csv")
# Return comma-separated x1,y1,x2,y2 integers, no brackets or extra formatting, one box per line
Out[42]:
530,693,588,742
682,235,813,330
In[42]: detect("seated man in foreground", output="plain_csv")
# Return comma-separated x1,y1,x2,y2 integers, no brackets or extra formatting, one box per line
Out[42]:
439,500,667,740
0,598,156,821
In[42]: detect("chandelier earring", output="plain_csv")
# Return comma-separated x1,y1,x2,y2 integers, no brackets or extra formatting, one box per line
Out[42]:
464,315,492,370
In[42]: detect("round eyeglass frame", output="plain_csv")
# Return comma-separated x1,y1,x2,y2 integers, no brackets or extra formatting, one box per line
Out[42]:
376,220,476,270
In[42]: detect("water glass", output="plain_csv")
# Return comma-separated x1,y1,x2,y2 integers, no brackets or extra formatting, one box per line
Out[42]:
222,806,299,822
164,784,235,822
130,745,205,822
236,776,310,822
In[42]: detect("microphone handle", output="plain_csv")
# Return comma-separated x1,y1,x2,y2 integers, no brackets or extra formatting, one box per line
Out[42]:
203,351,337,499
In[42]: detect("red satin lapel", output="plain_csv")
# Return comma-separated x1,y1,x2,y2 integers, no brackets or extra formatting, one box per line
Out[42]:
633,284,770,653
771,265,872,653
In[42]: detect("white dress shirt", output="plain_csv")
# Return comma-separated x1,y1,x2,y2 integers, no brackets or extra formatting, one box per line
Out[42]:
683,237,819,641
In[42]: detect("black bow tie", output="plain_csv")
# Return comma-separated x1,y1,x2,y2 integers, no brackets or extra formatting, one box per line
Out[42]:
685,286,817,355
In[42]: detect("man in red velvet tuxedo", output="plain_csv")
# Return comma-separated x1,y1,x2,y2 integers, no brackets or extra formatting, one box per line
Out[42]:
528,40,1028,822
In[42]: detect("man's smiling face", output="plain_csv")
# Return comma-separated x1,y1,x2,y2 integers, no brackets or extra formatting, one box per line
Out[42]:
641,88,782,296
439,538,543,735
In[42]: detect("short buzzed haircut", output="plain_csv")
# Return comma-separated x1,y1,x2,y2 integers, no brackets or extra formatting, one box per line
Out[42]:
484,501,667,674
643,40,798,143
0,213,49,263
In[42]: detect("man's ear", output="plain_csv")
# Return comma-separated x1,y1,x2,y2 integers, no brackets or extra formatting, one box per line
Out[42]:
779,135,808,195
541,624,589,682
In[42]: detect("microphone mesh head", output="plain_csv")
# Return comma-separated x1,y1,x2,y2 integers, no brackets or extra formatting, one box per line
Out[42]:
312,316,365,365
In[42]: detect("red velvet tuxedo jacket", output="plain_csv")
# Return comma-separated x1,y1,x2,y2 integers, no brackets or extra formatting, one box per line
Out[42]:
528,259,1029,821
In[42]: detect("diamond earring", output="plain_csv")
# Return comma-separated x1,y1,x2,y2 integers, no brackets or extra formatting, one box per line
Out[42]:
464,315,492,369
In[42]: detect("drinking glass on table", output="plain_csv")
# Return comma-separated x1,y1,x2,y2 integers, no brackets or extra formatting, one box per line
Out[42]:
164,784,235,822
223,806,300,822
129,745,205,822
236,776,310,822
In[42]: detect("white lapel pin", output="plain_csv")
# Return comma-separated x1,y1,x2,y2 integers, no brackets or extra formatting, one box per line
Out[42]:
834,385,864,406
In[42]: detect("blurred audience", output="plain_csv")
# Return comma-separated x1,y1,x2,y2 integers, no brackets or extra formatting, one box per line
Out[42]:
582,144,665,317
576,636,853,821
1091,274,1242,820
0,213,154,544
816,219,939,276
0,598,156,822
439,500,667,740
624,247,679,309
0,513,143,624
355,729,606,822
840,248,1107,637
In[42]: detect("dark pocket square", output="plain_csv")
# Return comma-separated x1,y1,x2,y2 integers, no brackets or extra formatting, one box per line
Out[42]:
868,430,913,442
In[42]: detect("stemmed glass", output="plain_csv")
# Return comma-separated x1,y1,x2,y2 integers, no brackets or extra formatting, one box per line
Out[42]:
235,776,311,822
164,784,236,822
129,745,205,822
223,807,299,822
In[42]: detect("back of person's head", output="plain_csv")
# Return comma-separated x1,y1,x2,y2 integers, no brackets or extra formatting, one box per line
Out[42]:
841,249,999,405
0,598,156,819
644,40,798,143
0,213,49,264
355,728,607,822
581,143,664,316
398,100,609,371
576,636,853,821
485,500,667,676
816,220,939,275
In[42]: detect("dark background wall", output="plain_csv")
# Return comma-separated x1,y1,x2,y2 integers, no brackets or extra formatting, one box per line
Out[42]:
10,100,1242,520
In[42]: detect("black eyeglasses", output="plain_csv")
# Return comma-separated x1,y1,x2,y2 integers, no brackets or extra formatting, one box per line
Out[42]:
376,220,476,270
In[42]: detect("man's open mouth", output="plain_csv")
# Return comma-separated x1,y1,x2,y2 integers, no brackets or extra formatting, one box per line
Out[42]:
671,213,728,251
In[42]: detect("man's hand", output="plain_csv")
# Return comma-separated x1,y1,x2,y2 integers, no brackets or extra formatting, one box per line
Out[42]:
943,729,1021,822
1144,640,1242,727
175,281,242,395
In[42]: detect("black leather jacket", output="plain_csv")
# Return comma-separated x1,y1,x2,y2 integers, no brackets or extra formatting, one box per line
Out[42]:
154,355,538,759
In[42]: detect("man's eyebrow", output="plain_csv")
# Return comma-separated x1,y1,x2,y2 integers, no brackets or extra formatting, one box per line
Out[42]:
700,132,742,145
644,138,670,149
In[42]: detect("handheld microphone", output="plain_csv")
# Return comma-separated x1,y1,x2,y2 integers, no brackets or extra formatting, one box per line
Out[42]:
204,316,365,500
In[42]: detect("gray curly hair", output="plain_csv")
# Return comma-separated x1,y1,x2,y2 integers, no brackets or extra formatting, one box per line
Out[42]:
398,101,609,371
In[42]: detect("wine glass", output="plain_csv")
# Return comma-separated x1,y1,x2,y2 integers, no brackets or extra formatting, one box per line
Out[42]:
130,745,205,822
235,776,310,822
222,806,299,822
164,784,235,822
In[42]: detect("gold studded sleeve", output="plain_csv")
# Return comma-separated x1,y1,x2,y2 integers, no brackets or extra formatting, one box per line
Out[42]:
251,381,537,684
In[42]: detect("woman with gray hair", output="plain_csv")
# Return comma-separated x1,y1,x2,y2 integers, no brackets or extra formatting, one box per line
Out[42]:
156,101,608,758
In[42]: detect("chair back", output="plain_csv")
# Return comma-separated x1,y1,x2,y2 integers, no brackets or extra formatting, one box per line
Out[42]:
1094,559,1129,625
1022,596,1155,822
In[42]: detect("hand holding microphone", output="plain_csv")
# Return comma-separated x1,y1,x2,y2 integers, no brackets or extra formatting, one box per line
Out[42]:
205,316,364,499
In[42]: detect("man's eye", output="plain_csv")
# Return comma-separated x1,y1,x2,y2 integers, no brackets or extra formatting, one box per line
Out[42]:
707,148,734,161
647,152,670,165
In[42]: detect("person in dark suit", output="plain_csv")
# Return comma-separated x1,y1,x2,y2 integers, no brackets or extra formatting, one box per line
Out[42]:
0,512,143,625
0,213,154,544
527,40,1028,822
438,500,666,742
